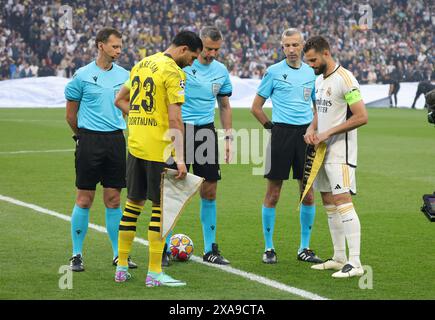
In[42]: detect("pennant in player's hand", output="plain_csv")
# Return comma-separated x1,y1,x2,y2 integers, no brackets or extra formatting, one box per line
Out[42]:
161,168,204,239
299,142,327,208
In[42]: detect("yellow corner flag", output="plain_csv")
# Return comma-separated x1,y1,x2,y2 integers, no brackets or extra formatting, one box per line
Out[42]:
299,142,327,208
160,168,204,239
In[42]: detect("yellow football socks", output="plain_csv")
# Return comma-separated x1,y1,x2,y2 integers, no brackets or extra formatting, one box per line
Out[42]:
148,205,165,274
118,201,143,267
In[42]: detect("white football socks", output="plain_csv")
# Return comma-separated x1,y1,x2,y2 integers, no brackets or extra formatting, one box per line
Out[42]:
337,203,361,268
325,205,347,263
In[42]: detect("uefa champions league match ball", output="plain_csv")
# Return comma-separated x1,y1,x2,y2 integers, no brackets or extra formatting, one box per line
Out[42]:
169,234,194,261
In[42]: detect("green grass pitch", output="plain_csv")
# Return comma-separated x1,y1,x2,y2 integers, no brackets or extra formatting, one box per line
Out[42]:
0,107,434,300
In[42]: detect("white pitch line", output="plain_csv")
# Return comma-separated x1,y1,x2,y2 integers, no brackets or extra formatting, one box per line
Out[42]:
0,194,328,300
0,119,65,122
0,149,74,155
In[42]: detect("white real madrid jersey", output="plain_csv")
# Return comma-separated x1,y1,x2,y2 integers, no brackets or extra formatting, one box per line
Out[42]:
315,65,360,167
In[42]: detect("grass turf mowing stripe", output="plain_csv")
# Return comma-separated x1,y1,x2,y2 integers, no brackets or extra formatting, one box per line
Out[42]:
0,193,329,300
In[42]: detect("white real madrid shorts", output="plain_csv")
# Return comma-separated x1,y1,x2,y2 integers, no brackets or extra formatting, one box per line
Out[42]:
313,163,356,195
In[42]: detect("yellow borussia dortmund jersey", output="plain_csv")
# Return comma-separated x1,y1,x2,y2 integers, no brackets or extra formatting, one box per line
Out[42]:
126,52,186,162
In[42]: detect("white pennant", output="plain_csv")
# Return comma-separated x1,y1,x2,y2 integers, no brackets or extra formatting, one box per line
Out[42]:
161,169,204,239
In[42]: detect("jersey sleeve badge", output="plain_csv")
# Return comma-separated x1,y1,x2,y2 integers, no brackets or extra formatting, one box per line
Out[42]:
212,83,222,96
304,87,312,101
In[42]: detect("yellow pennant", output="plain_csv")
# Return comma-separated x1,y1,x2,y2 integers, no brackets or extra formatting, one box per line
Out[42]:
299,142,327,208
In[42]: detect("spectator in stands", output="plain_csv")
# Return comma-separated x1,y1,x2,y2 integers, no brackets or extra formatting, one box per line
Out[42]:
0,0,433,83
18,61,33,78
0,59,9,80
367,66,377,84
38,59,55,77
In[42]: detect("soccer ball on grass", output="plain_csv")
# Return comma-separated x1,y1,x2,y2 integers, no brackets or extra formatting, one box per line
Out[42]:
169,233,194,261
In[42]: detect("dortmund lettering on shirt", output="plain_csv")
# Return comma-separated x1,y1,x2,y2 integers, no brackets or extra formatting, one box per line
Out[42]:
126,52,186,162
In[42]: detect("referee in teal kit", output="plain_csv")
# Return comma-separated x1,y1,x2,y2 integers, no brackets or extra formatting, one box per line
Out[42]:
163,26,233,266
65,27,136,272
251,28,322,264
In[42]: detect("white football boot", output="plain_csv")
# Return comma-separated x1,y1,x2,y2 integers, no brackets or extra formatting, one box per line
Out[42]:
311,258,345,271
332,263,364,278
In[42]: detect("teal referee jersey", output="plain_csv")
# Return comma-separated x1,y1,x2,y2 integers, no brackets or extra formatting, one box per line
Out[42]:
64,61,129,131
257,60,316,125
182,59,232,126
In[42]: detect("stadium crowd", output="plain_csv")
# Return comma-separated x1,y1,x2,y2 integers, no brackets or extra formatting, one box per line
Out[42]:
0,0,433,83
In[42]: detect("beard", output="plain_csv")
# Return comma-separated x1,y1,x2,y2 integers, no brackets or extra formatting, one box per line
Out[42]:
314,62,327,75
177,60,187,68
201,53,214,64
177,57,191,68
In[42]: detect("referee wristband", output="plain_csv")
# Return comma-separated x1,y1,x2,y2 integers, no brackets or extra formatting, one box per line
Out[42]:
263,121,274,130
72,134,78,142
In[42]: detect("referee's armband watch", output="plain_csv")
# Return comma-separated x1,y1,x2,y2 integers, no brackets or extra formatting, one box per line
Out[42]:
72,134,79,145
263,121,274,130
344,89,362,105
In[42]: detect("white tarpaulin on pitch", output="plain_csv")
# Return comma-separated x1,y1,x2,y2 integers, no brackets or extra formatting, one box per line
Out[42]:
0,76,70,108
161,169,204,239
0,76,429,109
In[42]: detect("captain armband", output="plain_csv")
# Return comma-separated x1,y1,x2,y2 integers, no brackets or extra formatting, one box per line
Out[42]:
344,89,362,105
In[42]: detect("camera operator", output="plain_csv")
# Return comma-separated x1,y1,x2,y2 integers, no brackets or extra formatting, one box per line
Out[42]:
426,89,435,124
411,81,435,109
